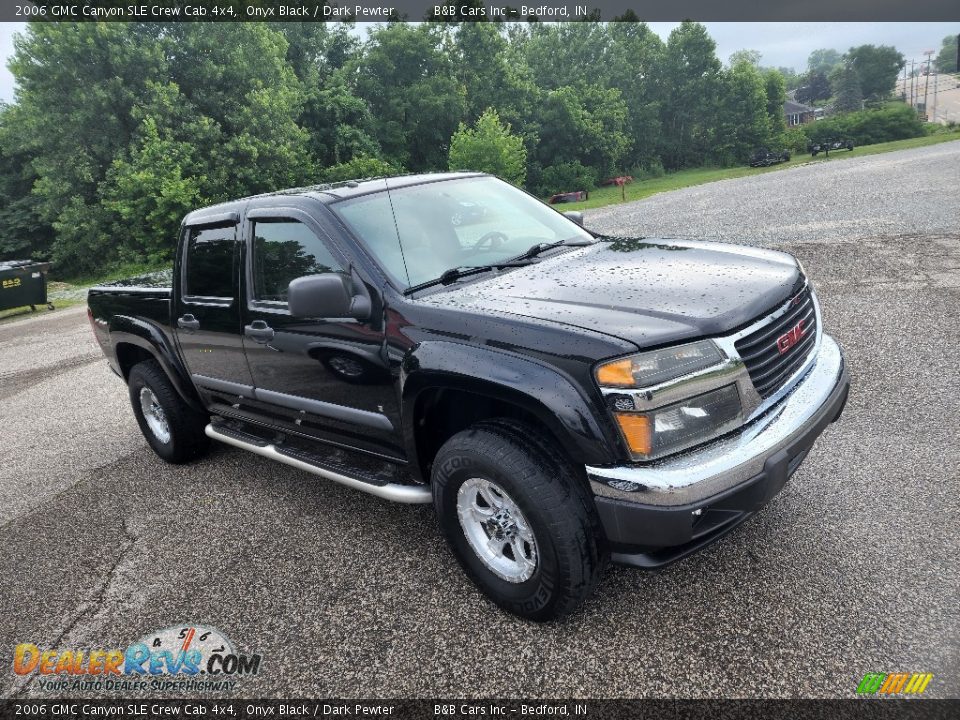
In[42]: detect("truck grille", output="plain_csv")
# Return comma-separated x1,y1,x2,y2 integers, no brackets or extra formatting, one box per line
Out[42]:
735,287,817,399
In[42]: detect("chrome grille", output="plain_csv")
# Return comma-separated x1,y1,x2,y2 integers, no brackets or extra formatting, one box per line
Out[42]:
735,288,817,398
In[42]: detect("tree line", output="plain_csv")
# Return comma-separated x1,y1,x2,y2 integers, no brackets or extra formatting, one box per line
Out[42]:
0,21,906,276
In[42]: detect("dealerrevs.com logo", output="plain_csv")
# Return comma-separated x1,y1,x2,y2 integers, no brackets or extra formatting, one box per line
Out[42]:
856,672,934,696
12,625,261,693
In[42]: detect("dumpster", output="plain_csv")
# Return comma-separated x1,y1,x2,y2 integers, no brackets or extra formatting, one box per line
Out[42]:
0,260,54,312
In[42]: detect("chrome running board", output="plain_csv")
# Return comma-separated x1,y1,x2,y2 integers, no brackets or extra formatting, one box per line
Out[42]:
205,424,432,504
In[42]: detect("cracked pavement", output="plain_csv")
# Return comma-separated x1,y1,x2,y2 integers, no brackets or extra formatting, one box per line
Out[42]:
1,141,958,699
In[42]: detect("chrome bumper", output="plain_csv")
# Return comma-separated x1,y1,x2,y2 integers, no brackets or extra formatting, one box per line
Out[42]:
586,334,847,507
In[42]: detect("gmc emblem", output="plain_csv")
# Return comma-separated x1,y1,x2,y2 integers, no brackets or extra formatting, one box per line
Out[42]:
776,319,807,354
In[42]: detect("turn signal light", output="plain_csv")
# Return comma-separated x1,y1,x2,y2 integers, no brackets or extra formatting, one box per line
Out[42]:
614,413,652,456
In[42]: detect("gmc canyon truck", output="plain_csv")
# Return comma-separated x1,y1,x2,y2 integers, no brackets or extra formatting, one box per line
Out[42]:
88,172,849,620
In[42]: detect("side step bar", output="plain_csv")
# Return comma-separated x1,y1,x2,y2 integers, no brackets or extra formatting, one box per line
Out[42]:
205,424,432,504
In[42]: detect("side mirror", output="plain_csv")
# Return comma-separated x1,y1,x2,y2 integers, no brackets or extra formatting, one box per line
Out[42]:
562,210,584,227
287,273,371,320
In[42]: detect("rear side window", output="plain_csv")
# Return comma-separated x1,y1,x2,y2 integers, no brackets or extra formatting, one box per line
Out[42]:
252,220,343,302
184,224,236,299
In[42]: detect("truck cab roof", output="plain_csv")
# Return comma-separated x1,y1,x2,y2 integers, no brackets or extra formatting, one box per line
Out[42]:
181,172,484,227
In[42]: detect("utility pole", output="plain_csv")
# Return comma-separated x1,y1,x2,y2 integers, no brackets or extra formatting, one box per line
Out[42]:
932,69,938,123
901,63,907,102
922,50,933,120
910,60,917,112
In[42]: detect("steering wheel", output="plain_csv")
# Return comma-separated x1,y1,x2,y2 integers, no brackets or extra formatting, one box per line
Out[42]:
471,231,509,254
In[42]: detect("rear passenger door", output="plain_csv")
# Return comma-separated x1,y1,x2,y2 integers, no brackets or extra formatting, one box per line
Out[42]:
240,207,403,459
174,216,255,413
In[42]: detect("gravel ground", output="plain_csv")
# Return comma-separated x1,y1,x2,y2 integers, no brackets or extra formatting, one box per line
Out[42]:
1,141,958,699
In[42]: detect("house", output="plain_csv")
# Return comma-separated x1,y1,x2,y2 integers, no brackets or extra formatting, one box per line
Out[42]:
784,99,816,127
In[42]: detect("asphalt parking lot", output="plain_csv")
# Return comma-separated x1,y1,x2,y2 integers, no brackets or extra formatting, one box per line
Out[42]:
1,141,958,699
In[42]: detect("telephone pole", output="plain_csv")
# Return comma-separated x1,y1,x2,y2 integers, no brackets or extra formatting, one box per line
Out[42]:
909,59,916,110
922,50,933,120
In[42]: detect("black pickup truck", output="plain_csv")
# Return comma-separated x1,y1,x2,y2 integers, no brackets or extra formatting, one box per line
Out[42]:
88,172,849,620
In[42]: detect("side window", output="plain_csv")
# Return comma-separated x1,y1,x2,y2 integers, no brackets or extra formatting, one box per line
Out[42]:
252,220,344,303
184,224,236,299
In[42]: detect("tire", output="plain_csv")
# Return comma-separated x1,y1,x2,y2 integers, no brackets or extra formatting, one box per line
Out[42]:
128,359,210,464
432,419,607,621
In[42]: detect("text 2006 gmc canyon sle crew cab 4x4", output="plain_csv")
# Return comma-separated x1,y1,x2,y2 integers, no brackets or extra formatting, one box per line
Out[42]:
88,173,850,620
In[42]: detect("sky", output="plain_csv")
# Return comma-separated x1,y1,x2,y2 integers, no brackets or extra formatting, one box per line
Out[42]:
1,21,958,104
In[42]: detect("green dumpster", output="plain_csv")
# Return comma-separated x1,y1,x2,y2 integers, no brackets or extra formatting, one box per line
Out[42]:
0,260,54,312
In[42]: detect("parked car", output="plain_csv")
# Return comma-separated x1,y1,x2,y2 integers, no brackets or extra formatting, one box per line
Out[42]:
88,172,849,621
749,148,791,167
810,139,854,156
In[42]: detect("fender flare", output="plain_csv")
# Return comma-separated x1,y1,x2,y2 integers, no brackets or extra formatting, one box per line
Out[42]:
108,315,204,412
399,341,620,474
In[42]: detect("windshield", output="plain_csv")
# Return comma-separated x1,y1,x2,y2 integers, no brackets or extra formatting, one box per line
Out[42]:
331,176,593,289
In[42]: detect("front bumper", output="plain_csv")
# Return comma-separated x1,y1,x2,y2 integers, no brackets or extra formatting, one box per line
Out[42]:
586,334,849,568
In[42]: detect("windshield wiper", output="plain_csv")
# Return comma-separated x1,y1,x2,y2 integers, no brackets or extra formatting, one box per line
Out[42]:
403,261,534,295
514,237,594,262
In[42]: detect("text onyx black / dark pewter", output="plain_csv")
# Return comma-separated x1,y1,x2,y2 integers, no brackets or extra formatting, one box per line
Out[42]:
87,173,849,620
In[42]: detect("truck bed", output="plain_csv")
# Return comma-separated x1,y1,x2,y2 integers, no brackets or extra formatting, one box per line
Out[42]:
87,269,174,342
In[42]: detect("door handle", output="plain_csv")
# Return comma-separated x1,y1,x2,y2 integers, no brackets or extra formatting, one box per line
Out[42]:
177,314,200,331
244,320,275,344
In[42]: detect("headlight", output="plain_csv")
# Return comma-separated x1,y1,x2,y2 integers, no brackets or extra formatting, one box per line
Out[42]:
595,340,724,389
612,385,743,460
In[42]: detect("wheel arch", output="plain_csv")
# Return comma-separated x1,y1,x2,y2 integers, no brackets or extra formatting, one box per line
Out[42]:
109,317,204,412
400,341,619,483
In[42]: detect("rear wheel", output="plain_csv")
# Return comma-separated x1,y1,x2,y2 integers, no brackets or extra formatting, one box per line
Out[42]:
432,420,607,621
128,360,210,464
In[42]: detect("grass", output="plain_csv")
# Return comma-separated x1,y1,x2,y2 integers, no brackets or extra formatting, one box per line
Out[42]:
0,260,168,324
553,130,960,212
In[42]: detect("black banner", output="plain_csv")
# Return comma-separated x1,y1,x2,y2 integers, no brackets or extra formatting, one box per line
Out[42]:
1,700,960,720
6,0,960,23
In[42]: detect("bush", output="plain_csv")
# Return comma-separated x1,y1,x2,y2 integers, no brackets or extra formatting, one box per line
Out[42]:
322,154,402,183
782,127,810,153
803,104,925,147
448,108,527,186
538,161,597,196
626,160,665,181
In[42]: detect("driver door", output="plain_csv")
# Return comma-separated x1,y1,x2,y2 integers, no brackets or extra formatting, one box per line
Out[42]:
240,208,403,459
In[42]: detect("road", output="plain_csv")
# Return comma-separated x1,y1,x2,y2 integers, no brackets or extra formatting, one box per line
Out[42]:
2,142,959,699
897,72,960,124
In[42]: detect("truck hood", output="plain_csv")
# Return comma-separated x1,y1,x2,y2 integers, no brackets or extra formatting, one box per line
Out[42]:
416,237,804,349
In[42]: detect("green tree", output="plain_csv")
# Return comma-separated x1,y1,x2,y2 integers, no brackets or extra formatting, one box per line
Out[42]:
729,49,762,67
807,48,843,74
660,22,723,168
9,23,167,271
934,34,959,73
713,60,772,164
353,24,466,171
535,85,630,179
846,44,905,100
0,104,54,261
762,69,787,140
454,22,537,128
9,22,313,273
605,22,666,166
521,23,610,91
832,63,864,113
323,154,403,183
796,70,832,104
448,108,527,185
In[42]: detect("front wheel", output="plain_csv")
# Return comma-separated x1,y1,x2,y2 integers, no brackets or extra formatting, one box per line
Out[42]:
432,420,607,621
128,359,210,464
